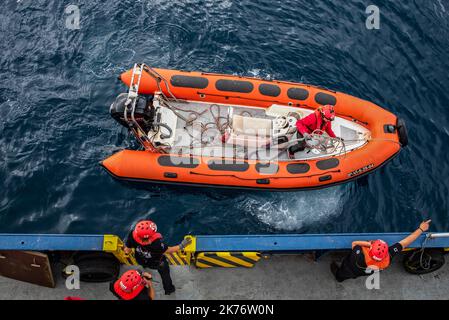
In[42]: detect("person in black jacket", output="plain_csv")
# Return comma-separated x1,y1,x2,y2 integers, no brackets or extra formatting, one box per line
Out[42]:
110,269,155,300
331,220,431,282
124,220,191,295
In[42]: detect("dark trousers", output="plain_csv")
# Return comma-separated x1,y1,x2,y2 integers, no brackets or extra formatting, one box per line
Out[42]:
288,132,307,154
334,266,351,282
139,257,174,292
333,260,366,283
155,258,174,292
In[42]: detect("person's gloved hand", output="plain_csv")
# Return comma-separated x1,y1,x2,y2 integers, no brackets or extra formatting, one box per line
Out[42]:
419,219,432,232
142,272,153,287
142,272,152,281
303,133,311,140
179,237,193,250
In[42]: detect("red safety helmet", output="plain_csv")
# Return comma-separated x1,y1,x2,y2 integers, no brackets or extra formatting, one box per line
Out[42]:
113,270,145,300
320,105,335,122
369,240,389,261
132,220,159,245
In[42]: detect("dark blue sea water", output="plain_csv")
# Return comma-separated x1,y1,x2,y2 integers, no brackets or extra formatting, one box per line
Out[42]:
1,0,449,243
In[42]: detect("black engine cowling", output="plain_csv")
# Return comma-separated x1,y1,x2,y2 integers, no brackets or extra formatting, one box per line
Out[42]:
109,93,154,132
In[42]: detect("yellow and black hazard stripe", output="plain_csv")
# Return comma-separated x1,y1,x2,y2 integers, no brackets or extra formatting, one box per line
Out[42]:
165,252,190,266
103,234,138,266
195,252,261,268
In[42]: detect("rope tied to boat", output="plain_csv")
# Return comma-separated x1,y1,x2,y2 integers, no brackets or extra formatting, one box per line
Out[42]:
405,235,433,271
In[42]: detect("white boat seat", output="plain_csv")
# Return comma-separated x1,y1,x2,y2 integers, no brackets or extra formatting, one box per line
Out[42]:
232,114,272,137
225,114,273,148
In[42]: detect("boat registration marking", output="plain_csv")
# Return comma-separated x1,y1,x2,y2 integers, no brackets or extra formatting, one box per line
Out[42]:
348,163,375,177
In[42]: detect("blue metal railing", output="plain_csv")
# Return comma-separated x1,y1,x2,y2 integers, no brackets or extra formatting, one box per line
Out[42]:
0,234,104,251
194,233,449,252
0,233,448,252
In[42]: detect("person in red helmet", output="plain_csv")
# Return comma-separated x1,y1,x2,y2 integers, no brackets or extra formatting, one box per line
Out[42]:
123,220,192,295
110,269,155,300
331,220,432,282
288,104,338,157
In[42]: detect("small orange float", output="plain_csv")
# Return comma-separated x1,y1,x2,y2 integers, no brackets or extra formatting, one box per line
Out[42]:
102,64,407,190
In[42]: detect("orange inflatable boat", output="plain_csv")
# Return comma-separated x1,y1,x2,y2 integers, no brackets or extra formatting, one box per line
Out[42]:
102,63,408,190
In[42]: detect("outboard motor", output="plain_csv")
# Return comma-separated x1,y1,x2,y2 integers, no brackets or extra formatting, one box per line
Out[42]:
109,93,154,132
396,118,408,147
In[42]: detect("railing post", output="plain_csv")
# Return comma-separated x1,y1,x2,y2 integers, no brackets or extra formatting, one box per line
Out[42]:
102,235,138,266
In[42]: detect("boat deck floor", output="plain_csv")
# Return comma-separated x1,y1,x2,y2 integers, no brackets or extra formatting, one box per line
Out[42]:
1,253,446,300
161,100,366,161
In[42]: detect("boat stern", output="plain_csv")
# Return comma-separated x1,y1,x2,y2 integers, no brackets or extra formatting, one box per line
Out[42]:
396,118,408,147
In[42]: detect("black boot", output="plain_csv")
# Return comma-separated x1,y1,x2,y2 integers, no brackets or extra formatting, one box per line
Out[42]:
165,285,176,295
288,143,305,159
